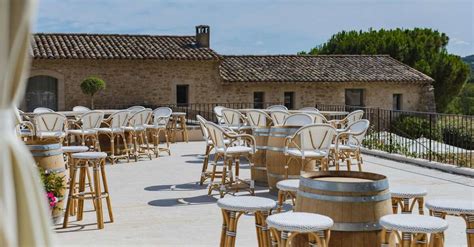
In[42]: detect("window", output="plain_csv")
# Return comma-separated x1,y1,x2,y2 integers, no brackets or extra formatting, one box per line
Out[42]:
253,92,264,109
393,94,402,110
25,75,58,112
176,85,189,106
284,92,295,109
345,89,364,107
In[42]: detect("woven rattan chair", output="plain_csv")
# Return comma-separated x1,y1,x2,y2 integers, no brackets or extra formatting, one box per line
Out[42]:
72,106,91,112
299,107,319,112
329,109,364,130
305,112,328,124
97,110,130,164
33,112,67,141
283,113,313,126
67,111,104,150
270,110,290,126
145,107,172,157
124,109,152,161
246,109,272,127
284,124,337,172
127,105,146,114
333,119,369,171
221,108,251,132
214,106,226,125
16,109,34,138
205,121,256,197
267,105,288,111
33,107,54,113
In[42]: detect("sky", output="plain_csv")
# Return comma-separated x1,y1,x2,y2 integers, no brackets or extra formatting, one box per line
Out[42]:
35,0,474,56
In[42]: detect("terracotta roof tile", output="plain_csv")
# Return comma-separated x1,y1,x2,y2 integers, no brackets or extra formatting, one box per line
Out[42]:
220,55,433,83
31,33,220,60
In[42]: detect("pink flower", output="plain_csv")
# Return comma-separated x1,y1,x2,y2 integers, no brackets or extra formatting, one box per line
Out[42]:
46,192,58,209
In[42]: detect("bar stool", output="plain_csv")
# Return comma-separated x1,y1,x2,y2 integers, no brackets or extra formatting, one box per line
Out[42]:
267,212,333,247
62,145,90,216
276,179,299,212
391,185,427,214
380,214,448,247
63,152,113,229
167,112,188,143
217,196,276,247
426,199,474,247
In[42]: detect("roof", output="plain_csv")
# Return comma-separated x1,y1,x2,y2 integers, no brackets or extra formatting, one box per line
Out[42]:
220,55,434,83
31,33,220,60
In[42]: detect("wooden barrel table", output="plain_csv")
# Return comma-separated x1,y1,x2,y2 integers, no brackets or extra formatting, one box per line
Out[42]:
251,127,270,186
295,171,392,247
265,126,303,195
26,139,67,223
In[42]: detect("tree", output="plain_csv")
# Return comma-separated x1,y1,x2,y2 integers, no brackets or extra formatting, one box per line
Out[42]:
300,28,470,112
80,76,106,109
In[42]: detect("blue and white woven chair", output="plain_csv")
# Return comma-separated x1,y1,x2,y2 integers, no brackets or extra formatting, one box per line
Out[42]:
217,196,276,247
391,185,428,214
267,212,333,247
275,179,299,212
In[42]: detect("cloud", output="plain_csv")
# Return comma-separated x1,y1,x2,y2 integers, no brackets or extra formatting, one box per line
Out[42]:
451,37,470,45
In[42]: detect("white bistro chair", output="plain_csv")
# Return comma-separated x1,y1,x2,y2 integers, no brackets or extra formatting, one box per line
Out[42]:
329,109,364,130
33,107,54,113
124,109,152,161
97,110,130,164
299,107,319,112
332,119,370,171
213,106,226,125
146,107,172,157
270,110,290,126
33,112,67,141
267,105,288,111
246,109,272,127
283,113,313,126
72,106,91,112
127,106,146,114
67,110,104,150
221,108,251,133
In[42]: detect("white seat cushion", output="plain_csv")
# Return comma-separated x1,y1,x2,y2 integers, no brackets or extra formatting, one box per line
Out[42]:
97,127,124,133
71,152,107,159
124,126,145,131
426,199,474,215
379,215,448,233
217,146,253,154
62,146,89,153
276,179,299,192
266,212,333,233
286,149,328,158
330,144,357,150
390,185,427,199
207,139,231,145
217,196,276,212
144,124,166,129
37,131,66,139
67,129,97,135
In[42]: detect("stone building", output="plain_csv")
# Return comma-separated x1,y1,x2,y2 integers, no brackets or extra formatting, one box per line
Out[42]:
25,25,435,112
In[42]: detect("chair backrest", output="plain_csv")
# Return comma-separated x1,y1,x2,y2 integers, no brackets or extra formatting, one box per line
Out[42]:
345,119,370,146
152,107,172,126
128,109,152,127
267,105,288,111
127,106,146,113
196,115,209,140
299,107,319,112
246,109,271,127
345,110,364,126
205,121,228,150
108,110,129,129
33,107,54,113
72,106,91,112
283,113,313,126
214,106,226,124
270,110,290,126
221,108,245,127
294,124,337,152
34,112,67,134
79,110,104,130
306,112,328,124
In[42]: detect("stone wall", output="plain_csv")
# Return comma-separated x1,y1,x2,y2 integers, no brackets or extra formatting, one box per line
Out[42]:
29,59,435,112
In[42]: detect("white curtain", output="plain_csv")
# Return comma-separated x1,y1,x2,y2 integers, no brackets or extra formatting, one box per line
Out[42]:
0,0,56,246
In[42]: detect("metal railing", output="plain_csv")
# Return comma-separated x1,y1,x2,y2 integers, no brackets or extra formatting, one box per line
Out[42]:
96,102,473,168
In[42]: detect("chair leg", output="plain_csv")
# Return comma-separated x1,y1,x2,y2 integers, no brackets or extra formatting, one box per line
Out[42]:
93,161,104,229
76,164,87,221
143,131,152,160
208,154,219,196
110,134,116,165
100,158,114,222
120,133,130,163
346,157,351,172
277,190,284,213
200,144,211,185
63,161,78,228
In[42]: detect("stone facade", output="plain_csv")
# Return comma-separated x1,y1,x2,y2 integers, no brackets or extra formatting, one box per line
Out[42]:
28,59,434,112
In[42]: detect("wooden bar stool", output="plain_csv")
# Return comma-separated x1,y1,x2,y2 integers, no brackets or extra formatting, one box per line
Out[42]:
62,145,90,216
390,185,427,214
168,112,188,143
217,196,276,247
426,199,474,247
267,212,333,247
380,214,448,247
275,179,299,212
63,152,113,229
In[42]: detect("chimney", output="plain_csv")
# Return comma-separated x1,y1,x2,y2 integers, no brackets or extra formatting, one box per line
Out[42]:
195,25,210,48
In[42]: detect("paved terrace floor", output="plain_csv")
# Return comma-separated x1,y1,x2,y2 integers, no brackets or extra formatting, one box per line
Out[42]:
55,141,474,246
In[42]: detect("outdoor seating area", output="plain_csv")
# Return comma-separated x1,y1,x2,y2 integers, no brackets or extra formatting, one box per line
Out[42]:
16,105,474,246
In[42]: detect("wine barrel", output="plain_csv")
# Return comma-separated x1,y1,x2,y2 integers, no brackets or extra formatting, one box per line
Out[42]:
251,127,270,186
26,140,67,223
294,171,392,247
265,126,302,194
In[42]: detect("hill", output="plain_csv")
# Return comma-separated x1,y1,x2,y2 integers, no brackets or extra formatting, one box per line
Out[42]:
463,55,474,82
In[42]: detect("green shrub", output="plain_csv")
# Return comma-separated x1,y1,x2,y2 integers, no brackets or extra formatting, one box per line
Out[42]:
80,76,106,109
442,126,473,150
391,115,441,141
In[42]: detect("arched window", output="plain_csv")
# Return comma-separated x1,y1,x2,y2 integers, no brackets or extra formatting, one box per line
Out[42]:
25,75,58,111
